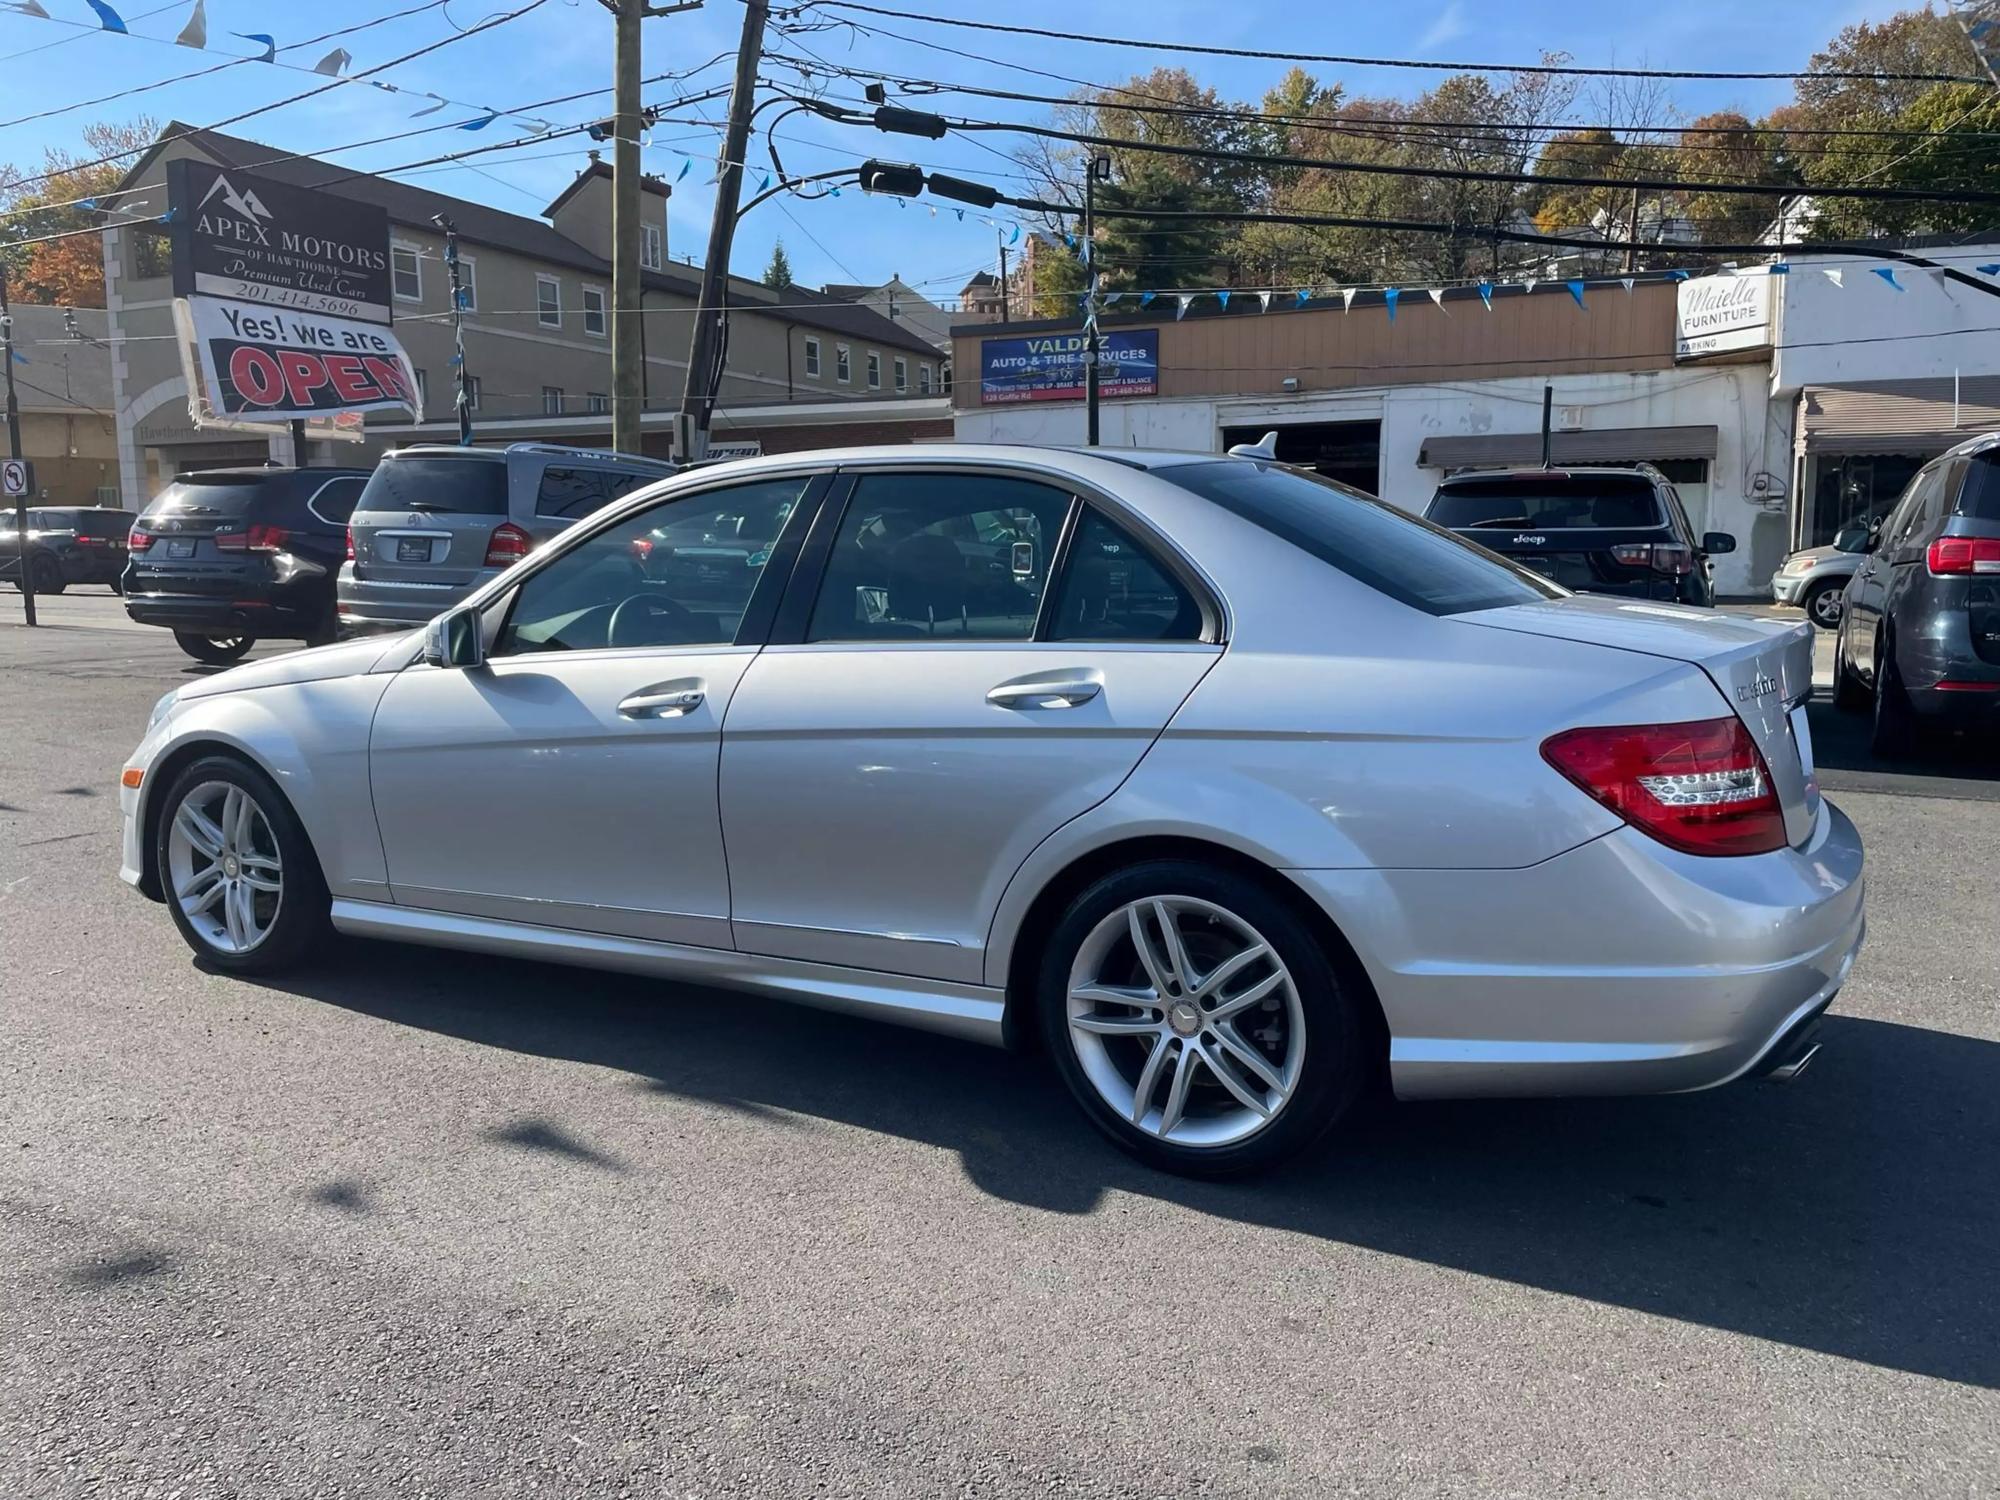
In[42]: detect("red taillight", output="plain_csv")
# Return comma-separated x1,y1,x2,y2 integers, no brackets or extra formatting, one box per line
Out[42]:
128,527,153,552
1541,715,1786,857
345,525,355,562
1610,542,1695,575
485,522,532,568
1926,536,2000,575
215,524,288,553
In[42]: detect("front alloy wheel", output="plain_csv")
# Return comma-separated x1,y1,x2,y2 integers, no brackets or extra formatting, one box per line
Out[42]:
1803,579,1845,630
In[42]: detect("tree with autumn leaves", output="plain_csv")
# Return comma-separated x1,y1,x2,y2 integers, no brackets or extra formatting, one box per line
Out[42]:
1,119,156,307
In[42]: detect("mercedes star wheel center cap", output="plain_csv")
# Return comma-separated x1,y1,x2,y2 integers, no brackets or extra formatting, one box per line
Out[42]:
1168,1001,1202,1036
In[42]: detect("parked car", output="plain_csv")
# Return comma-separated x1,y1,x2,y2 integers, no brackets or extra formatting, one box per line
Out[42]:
1832,432,2000,754
1424,465,1735,606
337,442,676,636
1770,541,1867,629
2,506,134,594
124,466,369,664
119,446,1860,1177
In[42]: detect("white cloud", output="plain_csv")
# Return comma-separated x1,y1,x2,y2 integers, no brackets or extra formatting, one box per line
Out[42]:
1417,0,1468,54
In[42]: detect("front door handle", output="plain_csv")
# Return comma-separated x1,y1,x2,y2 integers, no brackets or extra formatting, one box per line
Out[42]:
618,681,705,719
987,676,1102,710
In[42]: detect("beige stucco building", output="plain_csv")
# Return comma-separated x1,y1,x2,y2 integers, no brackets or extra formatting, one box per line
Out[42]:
5,305,119,507
102,126,951,508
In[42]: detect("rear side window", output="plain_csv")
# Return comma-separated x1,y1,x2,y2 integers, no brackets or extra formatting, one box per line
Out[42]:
1956,454,2000,522
534,465,656,521
1160,460,1561,616
1426,473,1666,531
305,478,366,527
357,457,509,516
1048,509,1202,641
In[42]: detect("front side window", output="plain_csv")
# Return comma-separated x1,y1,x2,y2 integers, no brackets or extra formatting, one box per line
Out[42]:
1049,510,1202,641
534,465,652,521
582,285,607,337
391,243,422,302
806,472,1071,642
1164,460,1561,616
536,276,562,327
498,476,808,655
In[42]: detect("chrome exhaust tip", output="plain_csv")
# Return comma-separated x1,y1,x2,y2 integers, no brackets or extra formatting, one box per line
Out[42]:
1766,1038,1822,1083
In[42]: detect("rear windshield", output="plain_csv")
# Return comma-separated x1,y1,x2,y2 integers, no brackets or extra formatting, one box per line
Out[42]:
1426,473,1665,531
1157,460,1562,615
358,456,510,516
1958,453,2000,522
141,479,273,520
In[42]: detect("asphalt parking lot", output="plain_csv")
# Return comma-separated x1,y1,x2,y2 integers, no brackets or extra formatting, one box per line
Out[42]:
4,591,1997,1498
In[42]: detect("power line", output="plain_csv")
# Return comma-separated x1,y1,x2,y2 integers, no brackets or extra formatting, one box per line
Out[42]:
787,1,1988,84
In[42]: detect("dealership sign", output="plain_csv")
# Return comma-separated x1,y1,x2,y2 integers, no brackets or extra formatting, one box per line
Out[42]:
176,299,419,423
979,329,1160,404
1675,274,1773,359
168,158,394,325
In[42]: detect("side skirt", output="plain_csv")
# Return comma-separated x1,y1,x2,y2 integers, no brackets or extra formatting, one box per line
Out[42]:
328,899,1008,1047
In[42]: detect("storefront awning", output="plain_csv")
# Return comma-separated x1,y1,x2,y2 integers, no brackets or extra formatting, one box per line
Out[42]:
1800,379,2000,457
1418,424,1718,469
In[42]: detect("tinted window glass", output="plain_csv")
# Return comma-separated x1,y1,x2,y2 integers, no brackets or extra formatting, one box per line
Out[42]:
806,473,1071,642
1161,460,1561,616
1426,473,1666,530
1954,454,2000,522
357,457,509,516
534,465,654,520
1882,468,1939,551
306,478,365,527
497,477,808,656
141,479,272,520
1049,509,1202,641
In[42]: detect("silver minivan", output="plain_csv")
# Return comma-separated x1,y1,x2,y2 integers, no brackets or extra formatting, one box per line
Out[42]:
337,442,675,634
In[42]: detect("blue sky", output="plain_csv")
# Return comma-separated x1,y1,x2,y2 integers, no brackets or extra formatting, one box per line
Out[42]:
0,0,1923,306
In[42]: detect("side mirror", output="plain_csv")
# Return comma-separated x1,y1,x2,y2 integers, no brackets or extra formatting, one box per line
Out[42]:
1701,532,1737,556
1832,525,1870,555
422,605,485,670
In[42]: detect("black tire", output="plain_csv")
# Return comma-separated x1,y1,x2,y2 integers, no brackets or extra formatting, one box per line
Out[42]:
1801,579,1845,630
1832,629,1870,713
1870,638,1919,759
174,631,253,665
1036,859,1372,1178
154,753,331,975
304,613,339,648
108,576,125,596
29,553,65,596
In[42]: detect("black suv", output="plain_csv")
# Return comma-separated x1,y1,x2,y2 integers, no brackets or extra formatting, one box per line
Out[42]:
124,466,371,663
2,506,133,594
1423,465,1735,606
1832,432,2000,754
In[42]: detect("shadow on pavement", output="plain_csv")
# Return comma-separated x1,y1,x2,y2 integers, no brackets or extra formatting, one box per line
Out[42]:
265,938,2000,1390
1805,696,2000,801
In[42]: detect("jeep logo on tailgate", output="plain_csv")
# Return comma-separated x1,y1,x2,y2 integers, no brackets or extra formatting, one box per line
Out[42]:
1512,534,1547,545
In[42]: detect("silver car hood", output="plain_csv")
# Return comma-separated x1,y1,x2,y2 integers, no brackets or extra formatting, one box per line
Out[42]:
1460,593,1819,846
176,633,418,701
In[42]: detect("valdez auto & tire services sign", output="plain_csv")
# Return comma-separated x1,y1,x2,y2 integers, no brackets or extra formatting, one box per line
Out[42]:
979,329,1159,404
176,299,419,421
168,158,394,324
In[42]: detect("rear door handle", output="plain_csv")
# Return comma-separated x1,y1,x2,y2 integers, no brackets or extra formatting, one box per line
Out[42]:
987,676,1102,710
618,681,706,719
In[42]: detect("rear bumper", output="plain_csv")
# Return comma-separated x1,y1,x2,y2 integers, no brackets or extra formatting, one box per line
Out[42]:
336,566,481,633
124,591,321,637
1288,797,1867,1100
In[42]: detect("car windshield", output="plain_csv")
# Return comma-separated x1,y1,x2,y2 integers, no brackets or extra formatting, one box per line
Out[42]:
1427,473,1666,530
1156,459,1562,615
358,457,510,516
142,480,273,519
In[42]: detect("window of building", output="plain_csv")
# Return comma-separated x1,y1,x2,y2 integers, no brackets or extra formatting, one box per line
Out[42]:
835,344,851,383
894,357,908,393
918,364,932,395
587,392,610,415
456,255,478,312
542,386,565,416
464,376,482,411
942,363,953,396
804,336,821,378
641,223,663,271
582,285,607,337
866,352,881,390
392,243,422,302
133,229,172,279
536,276,562,328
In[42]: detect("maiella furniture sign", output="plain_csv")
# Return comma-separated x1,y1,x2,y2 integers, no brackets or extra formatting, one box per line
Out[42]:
1675,274,1773,359
168,158,394,325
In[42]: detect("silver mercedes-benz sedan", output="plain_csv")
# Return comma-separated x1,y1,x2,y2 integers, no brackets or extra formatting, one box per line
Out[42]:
118,446,1864,1176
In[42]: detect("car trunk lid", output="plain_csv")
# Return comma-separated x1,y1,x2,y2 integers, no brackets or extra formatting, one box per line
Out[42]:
1460,593,1820,847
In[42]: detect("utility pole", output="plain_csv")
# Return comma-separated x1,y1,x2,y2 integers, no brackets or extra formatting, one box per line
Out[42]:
1626,184,1642,275
997,235,1010,322
433,214,474,444
1082,153,1111,447
676,0,768,461
2,266,33,626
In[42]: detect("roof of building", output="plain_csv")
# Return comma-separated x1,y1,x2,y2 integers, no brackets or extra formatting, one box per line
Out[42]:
962,271,999,290
118,125,940,358
542,156,670,219
5,305,112,415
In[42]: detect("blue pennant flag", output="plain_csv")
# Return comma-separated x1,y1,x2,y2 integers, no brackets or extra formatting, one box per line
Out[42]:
456,289,470,309
830,187,840,197
1063,233,1076,251
1295,288,1310,308
158,207,175,224
759,173,771,192
1872,267,1904,291
85,0,126,32
78,197,97,211
460,111,499,131
1667,269,1690,281
676,159,691,181
9,348,28,365
1767,263,1790,275
233,31,275,63
1383,287,1399,322
1139,291,1156,308
1978,264,2000,276
952,208,963,221
1566,279,1587,308
450,354,463,367
1476,279,1493,310
1216,289,1230,309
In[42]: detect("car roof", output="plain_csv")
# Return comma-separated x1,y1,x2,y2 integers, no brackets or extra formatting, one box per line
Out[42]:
674,443,1229,482
1437,467,1660,485
173,466,371,481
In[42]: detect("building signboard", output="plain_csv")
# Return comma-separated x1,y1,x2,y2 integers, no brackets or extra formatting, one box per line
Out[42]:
175,298,419,424
1675,274,1774,359
979,329,1160,404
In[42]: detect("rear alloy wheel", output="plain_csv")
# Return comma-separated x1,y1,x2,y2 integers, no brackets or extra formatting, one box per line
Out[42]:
157,755,329,973
1870,640,1920,759
1039,861,1369,1177
1802,579,1845,630
28,553,65,595
174,632,253,666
